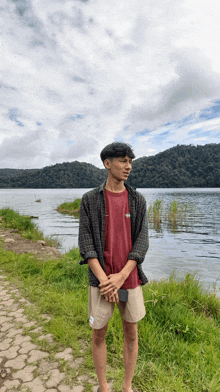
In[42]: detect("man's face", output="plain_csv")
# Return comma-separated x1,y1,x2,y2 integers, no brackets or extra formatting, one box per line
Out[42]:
105,155,132,181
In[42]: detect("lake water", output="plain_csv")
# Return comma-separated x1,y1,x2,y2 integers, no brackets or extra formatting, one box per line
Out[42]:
0,188,220,291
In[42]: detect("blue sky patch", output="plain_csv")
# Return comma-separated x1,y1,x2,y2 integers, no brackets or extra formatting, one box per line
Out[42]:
199,103,220,120
152,131,170,142
8,108,24,127
70,114,85,121
136,128,153,136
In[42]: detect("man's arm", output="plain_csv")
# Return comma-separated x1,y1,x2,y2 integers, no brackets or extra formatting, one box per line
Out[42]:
88,258,108,283
78,195,99,264
128,196,149,264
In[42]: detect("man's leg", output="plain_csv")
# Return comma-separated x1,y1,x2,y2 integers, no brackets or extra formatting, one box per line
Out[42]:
122,320,138,392
92,324,109,392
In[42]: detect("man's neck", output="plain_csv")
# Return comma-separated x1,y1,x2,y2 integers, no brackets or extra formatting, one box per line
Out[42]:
105,178,125,193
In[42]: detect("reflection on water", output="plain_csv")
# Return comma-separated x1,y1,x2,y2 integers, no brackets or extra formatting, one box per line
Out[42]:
0,188,220,290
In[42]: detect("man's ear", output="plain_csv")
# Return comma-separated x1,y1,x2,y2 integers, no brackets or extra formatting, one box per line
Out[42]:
104,159,111,170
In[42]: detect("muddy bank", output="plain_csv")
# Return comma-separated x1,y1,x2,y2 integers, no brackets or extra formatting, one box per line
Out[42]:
0,218,62,261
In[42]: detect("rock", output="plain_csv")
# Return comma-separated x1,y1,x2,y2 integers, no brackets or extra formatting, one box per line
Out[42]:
50,247,61,255
4,238,16,243
37,240,46,246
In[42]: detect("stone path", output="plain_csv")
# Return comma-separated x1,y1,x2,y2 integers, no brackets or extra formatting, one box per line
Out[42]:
0,273,113,392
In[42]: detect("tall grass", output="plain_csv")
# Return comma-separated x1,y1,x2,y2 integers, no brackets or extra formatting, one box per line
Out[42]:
168,200,188,232
148,199,189,233
147,199,163,232
107,274,220,391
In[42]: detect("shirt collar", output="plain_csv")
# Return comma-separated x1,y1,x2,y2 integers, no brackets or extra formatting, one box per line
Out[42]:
98,181,136,198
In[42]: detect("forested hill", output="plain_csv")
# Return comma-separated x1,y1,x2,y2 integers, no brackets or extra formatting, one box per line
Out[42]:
0,161,107,188
127,143,220,188
0,143,219,188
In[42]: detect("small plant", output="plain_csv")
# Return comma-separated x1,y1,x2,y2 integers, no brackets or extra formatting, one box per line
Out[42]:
148,199,163,232
168,200,189,232
168,200,179,231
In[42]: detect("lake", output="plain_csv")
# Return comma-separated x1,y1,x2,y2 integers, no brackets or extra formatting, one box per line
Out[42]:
0,188,220,292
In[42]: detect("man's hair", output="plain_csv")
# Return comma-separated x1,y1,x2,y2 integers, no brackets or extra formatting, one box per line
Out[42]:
100,142,135,163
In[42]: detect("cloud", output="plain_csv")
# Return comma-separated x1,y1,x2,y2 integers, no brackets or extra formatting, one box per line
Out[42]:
127,47,220,130
0,0,220,169
0,130,50,168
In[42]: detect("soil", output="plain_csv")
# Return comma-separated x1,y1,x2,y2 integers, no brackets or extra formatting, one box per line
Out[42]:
0,218,62,261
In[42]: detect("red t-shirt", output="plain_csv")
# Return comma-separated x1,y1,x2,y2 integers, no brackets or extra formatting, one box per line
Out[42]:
104,188,142,289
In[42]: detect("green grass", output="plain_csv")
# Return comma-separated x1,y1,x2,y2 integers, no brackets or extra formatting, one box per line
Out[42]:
56,198,81,215
0,246,90,354
1,210,220,391
0,208,58,246
107,275,220,392
148,199,163,232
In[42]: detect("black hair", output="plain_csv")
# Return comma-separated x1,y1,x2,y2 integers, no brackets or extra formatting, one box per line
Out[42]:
100,142,135,163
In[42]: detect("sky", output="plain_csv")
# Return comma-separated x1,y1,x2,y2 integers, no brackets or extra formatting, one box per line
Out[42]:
0,0,220,169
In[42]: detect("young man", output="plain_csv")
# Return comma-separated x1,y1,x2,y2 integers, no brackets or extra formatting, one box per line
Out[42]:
79,142,149,392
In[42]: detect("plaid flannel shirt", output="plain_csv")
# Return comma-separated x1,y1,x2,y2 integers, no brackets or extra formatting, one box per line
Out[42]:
78,181,149,287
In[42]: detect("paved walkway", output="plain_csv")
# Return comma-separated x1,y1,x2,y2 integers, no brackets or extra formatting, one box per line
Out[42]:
0,272,112,392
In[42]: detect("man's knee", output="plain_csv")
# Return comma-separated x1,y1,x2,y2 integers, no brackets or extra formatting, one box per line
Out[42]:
123,321,138,342
93,324,108,346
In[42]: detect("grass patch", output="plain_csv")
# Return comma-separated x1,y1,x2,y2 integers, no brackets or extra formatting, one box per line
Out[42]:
107,274,220,391
56,198,81,216
0,208,58,246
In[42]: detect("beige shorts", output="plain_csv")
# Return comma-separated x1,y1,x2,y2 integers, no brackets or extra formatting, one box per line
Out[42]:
88,285,146,329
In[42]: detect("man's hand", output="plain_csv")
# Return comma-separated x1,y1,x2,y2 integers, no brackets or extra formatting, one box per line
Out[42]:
104,291,119,304
99,273,125,300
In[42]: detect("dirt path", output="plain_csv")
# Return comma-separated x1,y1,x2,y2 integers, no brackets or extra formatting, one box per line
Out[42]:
0,222,62,262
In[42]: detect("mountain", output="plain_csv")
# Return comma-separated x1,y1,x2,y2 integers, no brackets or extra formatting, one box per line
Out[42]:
126,143,220,188
0,143,219,188
0,161,107,188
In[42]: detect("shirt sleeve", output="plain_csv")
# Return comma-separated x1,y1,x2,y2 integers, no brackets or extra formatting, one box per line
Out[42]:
78,194,98,265
128,195,149,265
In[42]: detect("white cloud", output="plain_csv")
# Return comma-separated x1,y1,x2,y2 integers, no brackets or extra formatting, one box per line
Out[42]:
193,137,207,142
0,0,220,169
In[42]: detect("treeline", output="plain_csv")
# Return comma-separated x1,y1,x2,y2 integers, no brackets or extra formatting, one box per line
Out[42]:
127,143,220,188
0,143,219,188
0,161,107,188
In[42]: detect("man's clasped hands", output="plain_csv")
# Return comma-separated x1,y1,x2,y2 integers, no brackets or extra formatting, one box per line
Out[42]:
99,272,125,304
